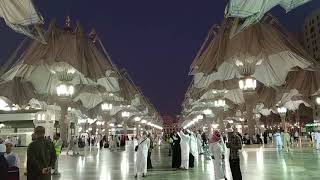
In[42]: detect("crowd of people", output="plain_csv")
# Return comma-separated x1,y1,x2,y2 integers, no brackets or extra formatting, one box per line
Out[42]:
1,125,320,180
166,128,243,180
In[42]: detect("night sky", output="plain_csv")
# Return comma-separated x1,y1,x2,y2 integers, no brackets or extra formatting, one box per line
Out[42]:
0,1,319,115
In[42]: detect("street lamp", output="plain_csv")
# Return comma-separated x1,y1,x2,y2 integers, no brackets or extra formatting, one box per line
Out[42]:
239,76,257,91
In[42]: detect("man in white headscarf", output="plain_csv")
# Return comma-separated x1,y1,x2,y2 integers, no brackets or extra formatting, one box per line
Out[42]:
315,130,320,150
4,140,20,168
209,130,226,180
189,131,198,168
135,131,150,178
178,130,190,170
274,130,283,151
4,140,20,178
196,130,203,155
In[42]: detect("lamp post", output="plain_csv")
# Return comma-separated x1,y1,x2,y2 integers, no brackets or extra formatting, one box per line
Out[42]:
277,106,287,130
239,76,257,142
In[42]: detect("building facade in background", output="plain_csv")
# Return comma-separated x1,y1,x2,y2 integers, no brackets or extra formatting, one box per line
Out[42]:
162,115,180,134
303,9,320,61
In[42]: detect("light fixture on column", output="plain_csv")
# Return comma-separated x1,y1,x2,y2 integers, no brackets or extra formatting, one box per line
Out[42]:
121,111,130,118
141,120,147,124
277,106,287,115
316,97,320,105
101,102,113,111
214,99,226,108
239,76,257,91
203,109,213,115
56,82,74,97
196,114,204,120
134,117,141,122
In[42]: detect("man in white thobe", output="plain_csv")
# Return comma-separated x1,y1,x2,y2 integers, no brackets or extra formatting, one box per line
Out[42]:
315,130,320,150
209,130,226,180
274,131,283,151
135,132,150,178
178,130,190,169
189,132,198,168
196,131,203,155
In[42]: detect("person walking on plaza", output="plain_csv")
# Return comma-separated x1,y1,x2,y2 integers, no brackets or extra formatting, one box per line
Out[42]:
66,136,74,155
315,130,320,150
27,126,56,180
282,130,291,152
4,140,20,180
209,130,226,180
274,130,283,151
73,136,80,155
294,131,299,143
263,131,268,144
147,133,154,169
196,130,203,155
178,130,190,170
135,131,150,178
0,143,8,180
171,132,181,169
52,133,63,176
188,131,198,168
226,128,242,180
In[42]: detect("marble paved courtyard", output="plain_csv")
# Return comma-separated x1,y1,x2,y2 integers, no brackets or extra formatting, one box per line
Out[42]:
16,142,320,180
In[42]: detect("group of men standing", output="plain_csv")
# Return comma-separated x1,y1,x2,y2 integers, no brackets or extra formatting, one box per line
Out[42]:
170,128,243,180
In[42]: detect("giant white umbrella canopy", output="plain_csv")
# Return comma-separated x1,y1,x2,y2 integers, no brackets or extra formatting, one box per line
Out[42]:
225,0,312,34
0,18,122,144
191,18,318,88
0,19,121,100
0,77,38,107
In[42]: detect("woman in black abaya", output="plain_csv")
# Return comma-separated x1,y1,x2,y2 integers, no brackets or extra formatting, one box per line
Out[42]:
171,132,181,169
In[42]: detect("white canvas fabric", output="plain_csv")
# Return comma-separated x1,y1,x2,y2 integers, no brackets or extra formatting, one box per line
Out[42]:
226,0,311,32
0,0,43,38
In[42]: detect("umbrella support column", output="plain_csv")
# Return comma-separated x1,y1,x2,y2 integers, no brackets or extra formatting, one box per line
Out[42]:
244,92,257,144
218,112,225,133
135,124,140,137
59,104,69,146
281,115,286,131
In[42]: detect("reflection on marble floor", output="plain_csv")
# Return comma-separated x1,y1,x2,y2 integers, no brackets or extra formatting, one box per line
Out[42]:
15,142,320,180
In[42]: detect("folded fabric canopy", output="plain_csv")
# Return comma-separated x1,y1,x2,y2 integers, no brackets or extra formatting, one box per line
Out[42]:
225,0,312,34
0,0,44,41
